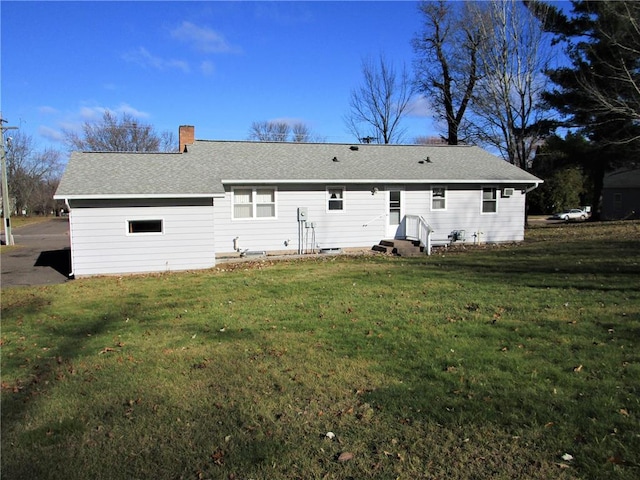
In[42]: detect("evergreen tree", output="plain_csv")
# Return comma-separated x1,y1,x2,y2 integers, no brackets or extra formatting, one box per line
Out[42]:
537,0,640,218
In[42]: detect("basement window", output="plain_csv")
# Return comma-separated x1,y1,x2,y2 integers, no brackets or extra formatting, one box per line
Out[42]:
128,219,163,234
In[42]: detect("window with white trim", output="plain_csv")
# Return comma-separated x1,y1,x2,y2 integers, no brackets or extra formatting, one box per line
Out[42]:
327,187,344,211
482,187,498,213
432,186,446,210
233,187,276,219
128,219,163,234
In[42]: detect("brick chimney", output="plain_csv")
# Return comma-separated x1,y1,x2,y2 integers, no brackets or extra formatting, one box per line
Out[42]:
179,125,195,153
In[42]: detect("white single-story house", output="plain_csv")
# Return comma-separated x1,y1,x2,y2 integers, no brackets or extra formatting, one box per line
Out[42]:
601,167,640,220
54,126,542,277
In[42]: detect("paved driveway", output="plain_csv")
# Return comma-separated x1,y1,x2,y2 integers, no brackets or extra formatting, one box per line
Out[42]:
1,218,71,288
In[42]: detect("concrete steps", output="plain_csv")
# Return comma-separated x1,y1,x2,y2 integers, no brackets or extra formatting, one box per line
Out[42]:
372,239,425,257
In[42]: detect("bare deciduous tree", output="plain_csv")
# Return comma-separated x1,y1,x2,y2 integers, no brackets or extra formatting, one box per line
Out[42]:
468,0,553,169
344,54,414,144
414,135,448,145
291,122,311,143
64,111,176,152
413,0,485,145
248,121,290,142
248,120,323,142
4,131,63,215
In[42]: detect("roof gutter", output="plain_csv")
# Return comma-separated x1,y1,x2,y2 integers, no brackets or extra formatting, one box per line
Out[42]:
525,180,543,193
53,193,225,201
221,179,542,185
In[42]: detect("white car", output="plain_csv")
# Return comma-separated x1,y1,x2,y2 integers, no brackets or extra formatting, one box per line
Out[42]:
552,209,588,221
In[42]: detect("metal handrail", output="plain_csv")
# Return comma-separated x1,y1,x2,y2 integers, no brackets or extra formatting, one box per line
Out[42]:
362,213,388,227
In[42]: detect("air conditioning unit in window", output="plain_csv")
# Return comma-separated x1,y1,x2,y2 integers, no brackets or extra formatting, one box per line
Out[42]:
502,188,514,197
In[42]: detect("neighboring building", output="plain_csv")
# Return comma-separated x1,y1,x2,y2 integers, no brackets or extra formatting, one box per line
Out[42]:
601,167,640,220
54,126,542,277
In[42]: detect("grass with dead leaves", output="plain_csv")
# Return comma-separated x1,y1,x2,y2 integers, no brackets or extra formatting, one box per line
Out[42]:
1,221,639,479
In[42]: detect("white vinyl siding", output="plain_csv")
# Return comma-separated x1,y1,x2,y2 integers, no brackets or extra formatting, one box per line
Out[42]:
65,183,530,276
213,183,529,254
68,204,214,276
425,185,525,243
215,185,384,254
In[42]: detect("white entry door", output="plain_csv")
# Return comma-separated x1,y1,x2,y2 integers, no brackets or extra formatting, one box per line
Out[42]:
386,187,404,238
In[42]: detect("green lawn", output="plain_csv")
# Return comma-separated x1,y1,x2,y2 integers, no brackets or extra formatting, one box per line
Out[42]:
2,221,639,479
1,215,57,232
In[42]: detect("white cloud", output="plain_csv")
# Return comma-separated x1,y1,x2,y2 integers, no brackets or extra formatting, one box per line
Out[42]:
200,60,215,76
38,125,64,142
406,95,433,118
40,104,153,144
77,103,150,121
79,106,106,121
122,46,190,73
114,103,150,119
170,21,241,54
39,106,59,115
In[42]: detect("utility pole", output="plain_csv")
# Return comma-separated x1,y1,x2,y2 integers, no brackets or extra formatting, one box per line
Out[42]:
1,116,18,246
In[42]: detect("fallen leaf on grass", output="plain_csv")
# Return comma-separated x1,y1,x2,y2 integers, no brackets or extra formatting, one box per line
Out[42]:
99,347,115,354
619,408,629,416
572,365,583,373
561,453,574,462
211,448,225,466
337,452,354,462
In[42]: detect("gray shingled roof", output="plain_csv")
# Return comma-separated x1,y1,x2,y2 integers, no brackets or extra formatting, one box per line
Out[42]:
55,140,541,199
55,151,221,198
603,168,640,188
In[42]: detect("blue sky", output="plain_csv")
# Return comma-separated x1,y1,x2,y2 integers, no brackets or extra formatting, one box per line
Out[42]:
2,0,438,154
